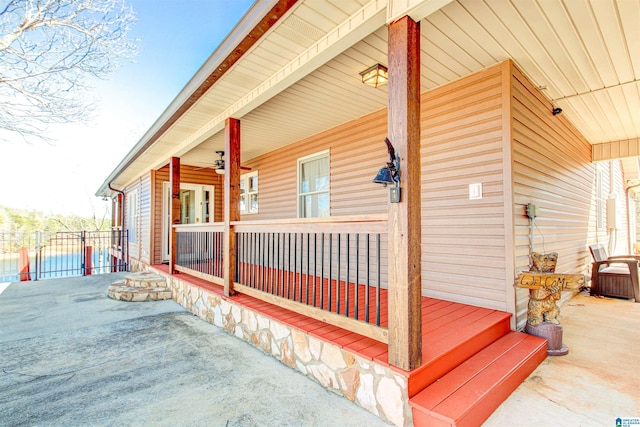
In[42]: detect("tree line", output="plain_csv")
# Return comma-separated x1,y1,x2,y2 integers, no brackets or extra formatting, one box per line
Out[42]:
0,205,110,233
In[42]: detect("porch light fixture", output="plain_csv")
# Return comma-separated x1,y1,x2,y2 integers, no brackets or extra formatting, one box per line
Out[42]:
360,63,388,88
373,137,401,203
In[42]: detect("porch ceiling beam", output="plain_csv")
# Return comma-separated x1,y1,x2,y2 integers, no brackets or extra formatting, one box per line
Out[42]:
592,137,640,162
387,0,453,24
147,0,387,172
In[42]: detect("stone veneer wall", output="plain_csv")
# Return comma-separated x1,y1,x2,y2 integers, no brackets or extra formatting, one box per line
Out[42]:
129,258,412,426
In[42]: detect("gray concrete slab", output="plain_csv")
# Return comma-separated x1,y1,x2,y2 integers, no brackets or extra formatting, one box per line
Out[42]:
484,290,640,427
0,274,389,427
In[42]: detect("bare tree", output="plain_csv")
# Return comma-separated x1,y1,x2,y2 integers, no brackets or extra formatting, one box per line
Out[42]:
0,0,138,141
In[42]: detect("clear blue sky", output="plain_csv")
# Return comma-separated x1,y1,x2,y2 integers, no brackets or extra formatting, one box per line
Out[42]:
0,0,255,217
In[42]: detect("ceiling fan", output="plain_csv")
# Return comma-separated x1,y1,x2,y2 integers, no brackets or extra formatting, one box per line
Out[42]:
213,150,252,174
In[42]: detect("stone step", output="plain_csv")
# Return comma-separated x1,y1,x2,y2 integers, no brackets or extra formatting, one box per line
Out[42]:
123,271,167,289
107,280,172,302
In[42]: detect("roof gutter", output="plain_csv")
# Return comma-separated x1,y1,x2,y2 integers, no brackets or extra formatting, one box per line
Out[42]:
96,0,298,196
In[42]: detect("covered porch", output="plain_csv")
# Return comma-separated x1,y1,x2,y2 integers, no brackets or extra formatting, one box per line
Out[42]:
97,1,638,426
146,260,545,427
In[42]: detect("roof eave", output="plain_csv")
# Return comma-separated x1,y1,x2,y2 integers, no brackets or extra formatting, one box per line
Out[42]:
96,0,297,197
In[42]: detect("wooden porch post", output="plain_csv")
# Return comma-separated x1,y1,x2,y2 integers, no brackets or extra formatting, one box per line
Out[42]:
387,15,422,370
224,117,241,296
169,156,180,274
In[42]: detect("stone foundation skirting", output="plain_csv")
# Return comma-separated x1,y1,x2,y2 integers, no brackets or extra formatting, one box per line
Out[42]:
129,258,412,426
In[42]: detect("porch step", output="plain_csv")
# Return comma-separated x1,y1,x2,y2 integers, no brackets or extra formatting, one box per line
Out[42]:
107,272,172,302
408,309,512,397
409,331,547,427
124,271,168,288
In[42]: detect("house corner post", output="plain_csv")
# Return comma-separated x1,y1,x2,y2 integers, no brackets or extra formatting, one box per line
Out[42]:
224,117,241,296
169,156,181,274
387,15,422,370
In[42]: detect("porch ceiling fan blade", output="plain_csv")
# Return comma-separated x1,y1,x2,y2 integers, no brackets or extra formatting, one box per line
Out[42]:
192,150,252,172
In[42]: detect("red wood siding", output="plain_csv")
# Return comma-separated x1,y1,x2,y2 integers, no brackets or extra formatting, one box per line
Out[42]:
151,165,224,264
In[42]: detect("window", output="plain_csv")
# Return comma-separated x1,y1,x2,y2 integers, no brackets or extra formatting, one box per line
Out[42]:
298,151,329,218
240,171,258,214
161,183,215,262
127,189,138,243
596,169,604,229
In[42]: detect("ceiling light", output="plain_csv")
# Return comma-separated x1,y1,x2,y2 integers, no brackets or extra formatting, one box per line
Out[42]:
360,64,388,88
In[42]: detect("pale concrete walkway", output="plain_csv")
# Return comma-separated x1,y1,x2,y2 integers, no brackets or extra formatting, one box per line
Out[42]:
485,291,640,426
0,274,389,427
1,274,638,426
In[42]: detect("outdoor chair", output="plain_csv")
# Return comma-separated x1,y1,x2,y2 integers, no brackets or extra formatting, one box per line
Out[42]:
588,243,640,302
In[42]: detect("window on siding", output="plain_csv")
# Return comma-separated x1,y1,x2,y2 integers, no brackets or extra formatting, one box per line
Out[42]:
127,189,138,242
298,151,329,218
240,171,258,215
596,169,604,229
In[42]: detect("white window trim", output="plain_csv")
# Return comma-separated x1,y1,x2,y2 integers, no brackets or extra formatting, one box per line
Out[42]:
240,171,259,215
297,149,330,218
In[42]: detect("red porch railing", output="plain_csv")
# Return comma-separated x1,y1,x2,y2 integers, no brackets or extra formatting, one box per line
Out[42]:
173,215,388,343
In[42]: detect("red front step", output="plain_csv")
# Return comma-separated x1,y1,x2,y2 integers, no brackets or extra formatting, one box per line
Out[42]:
407,310,511,397
410,331,547,427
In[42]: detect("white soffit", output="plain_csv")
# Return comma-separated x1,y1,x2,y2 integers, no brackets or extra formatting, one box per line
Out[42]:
620,156,640,183
194,0,638,164
146,0,383,171
424,0,639,148
117,0,639,188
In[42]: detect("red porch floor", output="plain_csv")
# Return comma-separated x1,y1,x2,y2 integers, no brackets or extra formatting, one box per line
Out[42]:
155,264,543,375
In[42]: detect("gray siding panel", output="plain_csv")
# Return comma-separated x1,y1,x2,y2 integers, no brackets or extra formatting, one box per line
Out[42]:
139,173,152,264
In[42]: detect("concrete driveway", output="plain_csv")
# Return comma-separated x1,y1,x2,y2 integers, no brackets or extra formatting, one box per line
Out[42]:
0,273,389,426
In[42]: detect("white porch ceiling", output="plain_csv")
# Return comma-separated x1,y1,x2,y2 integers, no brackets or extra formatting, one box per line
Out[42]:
107,0,639,189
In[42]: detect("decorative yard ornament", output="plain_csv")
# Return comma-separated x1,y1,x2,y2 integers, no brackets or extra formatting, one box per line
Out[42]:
515,252,585,356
